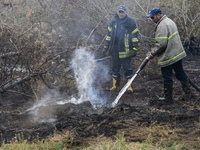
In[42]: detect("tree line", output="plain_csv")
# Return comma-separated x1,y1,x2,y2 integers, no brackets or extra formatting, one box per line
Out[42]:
0,0,199,98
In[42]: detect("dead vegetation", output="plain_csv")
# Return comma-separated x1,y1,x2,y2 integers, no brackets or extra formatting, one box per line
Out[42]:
0,0,200,96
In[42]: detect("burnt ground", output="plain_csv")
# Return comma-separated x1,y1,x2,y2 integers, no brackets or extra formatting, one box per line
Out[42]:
0,55,200,148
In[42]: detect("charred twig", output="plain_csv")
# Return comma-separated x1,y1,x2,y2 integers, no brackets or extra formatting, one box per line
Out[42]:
39,74,51,89
19,22,40,37
95,56,111,62
94,35,106,52
18,21,52,38
0,73,42,93
36,49,70,70
30,79,38,100
9,38,21,78
7,90,33,97
48,45,100,50
0,79,12,88
10,38,19,52
0,52,19,59
0,2,15,7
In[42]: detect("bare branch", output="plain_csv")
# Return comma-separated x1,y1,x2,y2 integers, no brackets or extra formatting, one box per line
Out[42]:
0,73,41,93
134,0,148,16
86,14,109,45
0,52,19,59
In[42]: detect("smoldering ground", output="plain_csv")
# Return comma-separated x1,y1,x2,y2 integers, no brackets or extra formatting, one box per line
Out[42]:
25,47,110,123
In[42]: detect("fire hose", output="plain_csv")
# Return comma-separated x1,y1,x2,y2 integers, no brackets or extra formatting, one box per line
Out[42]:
111,54,200,107
189,79,200,92
112,54,150,107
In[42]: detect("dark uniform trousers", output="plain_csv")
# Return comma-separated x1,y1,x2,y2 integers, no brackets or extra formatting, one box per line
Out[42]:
161,60,188,83
111,45,133,79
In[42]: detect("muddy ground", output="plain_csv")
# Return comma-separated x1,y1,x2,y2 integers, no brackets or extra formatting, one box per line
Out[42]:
0,55,200,148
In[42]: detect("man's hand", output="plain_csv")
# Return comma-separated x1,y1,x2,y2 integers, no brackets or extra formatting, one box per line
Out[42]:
147,52,154,59
129,50,136,58
102,48,107,57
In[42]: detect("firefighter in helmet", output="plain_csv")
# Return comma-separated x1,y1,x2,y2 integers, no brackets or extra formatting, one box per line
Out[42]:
102,5,138,92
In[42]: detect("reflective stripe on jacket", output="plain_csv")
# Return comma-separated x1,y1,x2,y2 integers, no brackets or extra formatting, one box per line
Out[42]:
151,15,186,67
104,15,138,58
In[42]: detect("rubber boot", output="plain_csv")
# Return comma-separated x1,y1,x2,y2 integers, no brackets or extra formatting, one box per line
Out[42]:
157,82,173,105
127,79,133,92
110,77,120,91
180,78,195,100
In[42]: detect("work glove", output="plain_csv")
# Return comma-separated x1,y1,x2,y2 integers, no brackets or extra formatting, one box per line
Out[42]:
129,50,136,58
102,48,107,57
147,52,154,59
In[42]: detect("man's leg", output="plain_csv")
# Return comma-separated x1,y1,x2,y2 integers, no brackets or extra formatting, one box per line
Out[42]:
158,65,174,104
121,58,133,92
173,60,194,100
110,51,121,91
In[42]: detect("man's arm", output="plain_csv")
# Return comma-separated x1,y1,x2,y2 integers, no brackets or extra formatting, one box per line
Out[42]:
130,22,138,57
102,25,112,57
151,24,168,56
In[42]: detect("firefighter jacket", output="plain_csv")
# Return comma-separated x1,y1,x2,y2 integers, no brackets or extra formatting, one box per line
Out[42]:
151,15,187,67
104,14,138,58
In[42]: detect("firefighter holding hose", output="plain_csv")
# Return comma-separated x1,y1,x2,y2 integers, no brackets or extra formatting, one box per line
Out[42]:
147,8,194,105
102,5,138,92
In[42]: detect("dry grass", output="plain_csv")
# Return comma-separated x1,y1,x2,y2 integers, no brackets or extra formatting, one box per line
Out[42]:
3,122,200,150
0,127,185,150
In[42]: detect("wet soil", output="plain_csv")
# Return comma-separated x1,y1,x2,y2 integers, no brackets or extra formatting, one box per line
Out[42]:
0,56,200,147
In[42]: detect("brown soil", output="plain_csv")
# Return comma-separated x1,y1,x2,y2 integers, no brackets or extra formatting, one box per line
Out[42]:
0,56,200,148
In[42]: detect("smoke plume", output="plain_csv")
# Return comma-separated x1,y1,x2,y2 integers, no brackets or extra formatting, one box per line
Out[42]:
27,47,109,122
71,47,109,107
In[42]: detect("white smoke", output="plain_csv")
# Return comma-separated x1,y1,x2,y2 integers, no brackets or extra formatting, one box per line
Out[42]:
27,47,109,122
70,47,109,107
